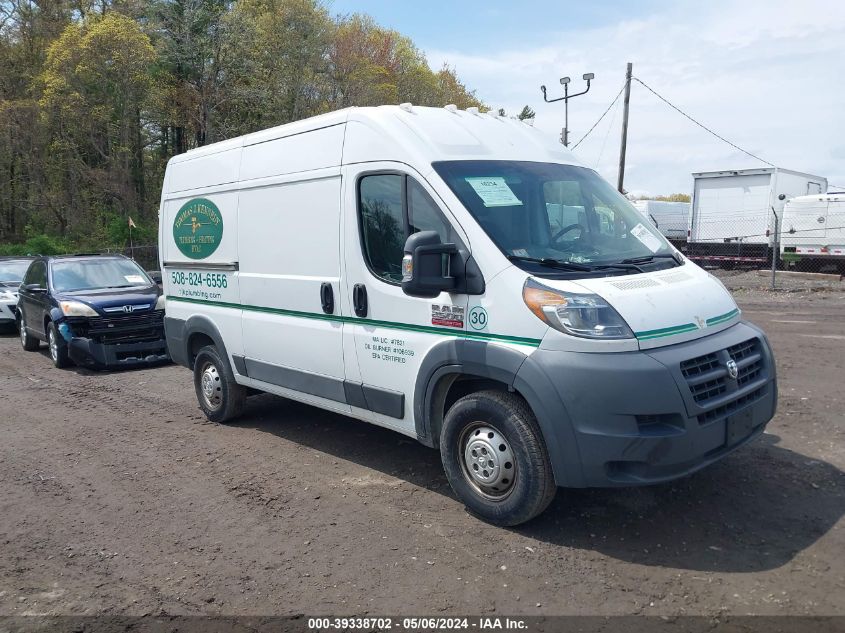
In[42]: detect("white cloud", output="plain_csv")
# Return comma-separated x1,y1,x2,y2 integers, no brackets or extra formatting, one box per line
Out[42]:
426,0,845,194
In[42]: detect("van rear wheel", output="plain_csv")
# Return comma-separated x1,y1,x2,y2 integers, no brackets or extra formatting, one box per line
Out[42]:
193,345,245,423
440,390,556,526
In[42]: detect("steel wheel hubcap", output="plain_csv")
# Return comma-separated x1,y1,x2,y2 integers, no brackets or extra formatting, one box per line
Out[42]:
460,424,516,500
49,329,58,361
200,362,223,409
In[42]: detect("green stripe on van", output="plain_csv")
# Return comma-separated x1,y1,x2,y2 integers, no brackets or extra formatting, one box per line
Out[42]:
635,308,740,341
706,308,740,326
166,295,542,347
634,322,700,340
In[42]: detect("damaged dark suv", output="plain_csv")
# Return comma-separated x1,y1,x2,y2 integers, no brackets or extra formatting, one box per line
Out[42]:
17,254,169,369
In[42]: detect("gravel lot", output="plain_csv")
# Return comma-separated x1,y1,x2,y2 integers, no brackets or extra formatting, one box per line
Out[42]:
1,277,843,617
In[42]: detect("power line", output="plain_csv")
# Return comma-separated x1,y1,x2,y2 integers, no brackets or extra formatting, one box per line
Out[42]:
632,77,776,167
570,82,626,150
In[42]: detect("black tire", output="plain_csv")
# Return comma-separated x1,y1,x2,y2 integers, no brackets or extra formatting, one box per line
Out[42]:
193,345,246,423
440,390,556,526
47,321,71,368
19,314,40,351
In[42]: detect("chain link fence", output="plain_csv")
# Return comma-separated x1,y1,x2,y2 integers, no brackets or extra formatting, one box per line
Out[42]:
658,199,845,289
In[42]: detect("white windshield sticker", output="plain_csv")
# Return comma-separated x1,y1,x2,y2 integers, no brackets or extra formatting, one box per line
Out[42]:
124,275,145,284
465,177,523,207
630,223,662,253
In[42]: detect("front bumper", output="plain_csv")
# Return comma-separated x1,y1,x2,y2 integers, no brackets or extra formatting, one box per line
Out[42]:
67,336,170,368
520,321,777,487
62,310,170,368
0,300,18,323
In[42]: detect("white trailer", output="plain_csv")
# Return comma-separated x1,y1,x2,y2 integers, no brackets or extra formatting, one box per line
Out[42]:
780,193,845,272
687,168,827,264
632,200,690,245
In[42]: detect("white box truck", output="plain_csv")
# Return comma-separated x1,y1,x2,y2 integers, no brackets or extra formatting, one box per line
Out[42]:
780,193,845,272
687,168,827,265
158,105,777,525
631,200,690,246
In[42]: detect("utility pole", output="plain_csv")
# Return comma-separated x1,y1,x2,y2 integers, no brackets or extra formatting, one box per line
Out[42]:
617,62,633,193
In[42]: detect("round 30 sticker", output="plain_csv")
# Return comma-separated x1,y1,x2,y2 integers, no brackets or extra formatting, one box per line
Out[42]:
468,306,488,330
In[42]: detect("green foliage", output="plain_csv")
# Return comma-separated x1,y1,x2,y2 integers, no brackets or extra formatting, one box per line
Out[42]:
0,0,485,247
0,234,72,256
517,105,536,121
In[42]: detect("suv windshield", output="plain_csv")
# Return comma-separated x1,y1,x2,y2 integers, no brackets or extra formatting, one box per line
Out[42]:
0,260,32,283
432,161,675,270
51,258,152,293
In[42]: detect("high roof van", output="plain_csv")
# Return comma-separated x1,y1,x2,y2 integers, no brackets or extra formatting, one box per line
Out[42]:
158,105,777,525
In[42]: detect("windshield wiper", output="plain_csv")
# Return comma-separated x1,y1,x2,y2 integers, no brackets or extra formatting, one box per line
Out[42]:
592,262,645,274
507,255,593,272
618,253,683,265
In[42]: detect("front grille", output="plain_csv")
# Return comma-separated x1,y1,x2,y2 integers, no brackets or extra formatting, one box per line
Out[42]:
679,337,768,423
68,310,165,344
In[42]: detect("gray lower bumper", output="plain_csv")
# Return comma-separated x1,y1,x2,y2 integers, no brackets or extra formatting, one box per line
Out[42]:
516,321,777,488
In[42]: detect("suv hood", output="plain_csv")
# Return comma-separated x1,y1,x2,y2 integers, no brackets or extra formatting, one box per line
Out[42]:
543,264,740,349
57,285,161,314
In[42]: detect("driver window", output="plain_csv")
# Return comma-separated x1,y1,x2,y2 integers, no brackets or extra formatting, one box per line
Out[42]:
24,261,46,288
359,174,460,284
359,175,405,283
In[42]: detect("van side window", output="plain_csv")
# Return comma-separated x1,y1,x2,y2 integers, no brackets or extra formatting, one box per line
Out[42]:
359,173,458,284
359,175,406,283
408,179,453,243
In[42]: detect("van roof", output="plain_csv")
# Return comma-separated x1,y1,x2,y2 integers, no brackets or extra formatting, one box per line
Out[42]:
168,105,582,169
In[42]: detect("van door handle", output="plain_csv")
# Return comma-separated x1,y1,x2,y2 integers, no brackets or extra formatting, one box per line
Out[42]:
352,284,368,317
320,282,334,314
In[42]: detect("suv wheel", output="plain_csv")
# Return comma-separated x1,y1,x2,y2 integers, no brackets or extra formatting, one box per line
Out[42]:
440,390,557,526
19,314,40,351
47,322,71,368
193,345,246,423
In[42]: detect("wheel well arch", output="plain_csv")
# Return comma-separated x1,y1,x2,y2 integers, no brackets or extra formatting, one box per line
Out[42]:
181,315,231,371
413,339,530,448
426,372,521,449
187,332,215,366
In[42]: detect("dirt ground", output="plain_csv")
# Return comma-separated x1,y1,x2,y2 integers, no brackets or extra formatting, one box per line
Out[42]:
1,274,844,618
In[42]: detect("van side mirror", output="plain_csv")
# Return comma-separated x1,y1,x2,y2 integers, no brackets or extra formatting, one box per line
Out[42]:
401,231,458,298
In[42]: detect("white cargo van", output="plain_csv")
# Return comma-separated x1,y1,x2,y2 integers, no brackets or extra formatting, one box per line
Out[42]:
780,193,845,271
688,168,827,264
158,105,777,525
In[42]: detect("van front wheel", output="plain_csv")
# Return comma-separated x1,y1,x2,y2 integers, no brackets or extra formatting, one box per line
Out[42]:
440,390,556,526
193,345,245,423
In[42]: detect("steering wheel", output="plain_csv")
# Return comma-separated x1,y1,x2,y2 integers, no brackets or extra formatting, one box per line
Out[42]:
551,223,585,245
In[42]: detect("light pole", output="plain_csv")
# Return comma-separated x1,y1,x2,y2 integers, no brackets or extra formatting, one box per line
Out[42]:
541,72,594,146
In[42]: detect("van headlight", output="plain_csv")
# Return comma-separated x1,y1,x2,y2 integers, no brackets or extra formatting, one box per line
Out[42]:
59,301,99,317
155,295,166,311
522,279,633,339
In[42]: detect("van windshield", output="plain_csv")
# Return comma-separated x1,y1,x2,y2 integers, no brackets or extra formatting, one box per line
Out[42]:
432,161,676,271
51,258,152,293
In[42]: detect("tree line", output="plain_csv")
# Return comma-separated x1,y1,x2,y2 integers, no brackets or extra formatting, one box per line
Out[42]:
0,0,484,253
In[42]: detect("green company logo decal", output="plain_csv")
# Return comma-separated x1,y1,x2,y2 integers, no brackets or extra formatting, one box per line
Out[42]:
173,198,223,259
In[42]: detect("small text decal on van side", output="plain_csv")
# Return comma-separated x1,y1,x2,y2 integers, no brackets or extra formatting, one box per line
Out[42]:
173,198,223,259
431,304,465,328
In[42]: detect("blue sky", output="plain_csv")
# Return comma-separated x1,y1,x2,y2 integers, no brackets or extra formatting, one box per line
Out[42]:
328,0,845,195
